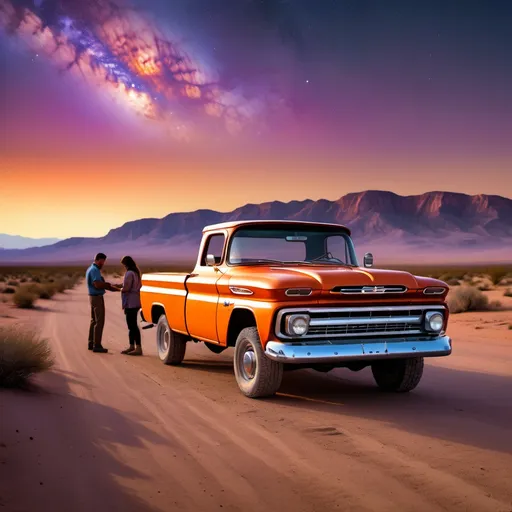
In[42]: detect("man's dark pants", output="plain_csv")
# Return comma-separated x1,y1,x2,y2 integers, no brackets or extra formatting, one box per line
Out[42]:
88,295,105,348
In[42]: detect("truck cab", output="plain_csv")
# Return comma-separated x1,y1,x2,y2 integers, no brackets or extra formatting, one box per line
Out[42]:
140,220,452,398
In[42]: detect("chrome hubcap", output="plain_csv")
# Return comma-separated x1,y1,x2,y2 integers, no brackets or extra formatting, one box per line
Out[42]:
158,325,170,353
242,349,256,380
163,330,170,351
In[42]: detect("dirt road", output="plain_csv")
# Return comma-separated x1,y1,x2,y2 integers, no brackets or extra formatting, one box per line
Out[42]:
1,285,511,512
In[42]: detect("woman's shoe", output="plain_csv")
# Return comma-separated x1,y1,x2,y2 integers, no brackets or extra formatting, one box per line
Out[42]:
121,346,135,354
127,346,143,356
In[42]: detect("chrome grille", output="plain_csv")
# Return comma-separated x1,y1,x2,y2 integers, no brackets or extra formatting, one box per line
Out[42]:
275,305,445,340
331,285,407,294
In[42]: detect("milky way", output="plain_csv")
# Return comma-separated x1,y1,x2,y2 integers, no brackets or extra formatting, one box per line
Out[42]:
0,0,274,140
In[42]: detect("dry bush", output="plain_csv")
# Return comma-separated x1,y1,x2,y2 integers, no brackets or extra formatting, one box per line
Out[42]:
7,280,18,287
499,275,512,286
2,287,16,294
446,278,460,286
12,287,37,309
39,283,57,300
0,325,54,387
447,285,501,314
504,289,512,298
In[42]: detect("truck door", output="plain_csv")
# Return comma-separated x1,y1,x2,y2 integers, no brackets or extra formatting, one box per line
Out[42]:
185,232,225,343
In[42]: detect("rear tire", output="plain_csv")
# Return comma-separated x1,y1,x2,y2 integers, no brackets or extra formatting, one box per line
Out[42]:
156,315,187,365
233,327,283,398
371,357,424,392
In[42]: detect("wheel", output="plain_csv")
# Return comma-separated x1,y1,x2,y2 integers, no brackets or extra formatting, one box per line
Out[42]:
371,357,424,392
233,327,283,398
204,342,227,354
156,315,187,365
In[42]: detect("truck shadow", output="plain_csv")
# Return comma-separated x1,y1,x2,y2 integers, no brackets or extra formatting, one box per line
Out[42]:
180,359,233,374
273,364,512,454
162,352,511,454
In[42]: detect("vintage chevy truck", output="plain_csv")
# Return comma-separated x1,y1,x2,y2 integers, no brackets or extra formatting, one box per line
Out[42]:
140,220,452,398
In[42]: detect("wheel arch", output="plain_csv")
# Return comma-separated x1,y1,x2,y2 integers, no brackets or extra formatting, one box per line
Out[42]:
226,307,258,347
151,302,166,324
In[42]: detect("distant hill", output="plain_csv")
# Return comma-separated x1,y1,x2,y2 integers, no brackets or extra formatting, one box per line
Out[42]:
1,191,511,265
0,233,61,250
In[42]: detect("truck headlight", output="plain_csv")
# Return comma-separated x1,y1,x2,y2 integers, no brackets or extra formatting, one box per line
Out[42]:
285,314,310,336
425,311,444,332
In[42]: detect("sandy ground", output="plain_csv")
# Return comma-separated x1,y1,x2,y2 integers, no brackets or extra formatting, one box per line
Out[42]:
1,285,511,512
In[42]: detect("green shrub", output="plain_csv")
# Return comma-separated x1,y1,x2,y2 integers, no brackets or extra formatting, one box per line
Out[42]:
0,325,54,387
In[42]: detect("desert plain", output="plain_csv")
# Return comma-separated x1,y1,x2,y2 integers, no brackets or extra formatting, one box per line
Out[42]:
0,265,511,512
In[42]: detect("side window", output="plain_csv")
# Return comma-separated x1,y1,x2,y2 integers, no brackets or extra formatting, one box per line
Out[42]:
201,233,225,266
326,235,348,264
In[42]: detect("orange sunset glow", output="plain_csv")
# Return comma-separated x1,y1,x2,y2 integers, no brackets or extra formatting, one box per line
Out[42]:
0,0,511,241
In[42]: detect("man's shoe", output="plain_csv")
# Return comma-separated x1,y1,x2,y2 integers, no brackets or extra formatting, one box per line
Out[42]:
88,342,93,350
121,346,135,354
93,346,108,353
127,346,143,356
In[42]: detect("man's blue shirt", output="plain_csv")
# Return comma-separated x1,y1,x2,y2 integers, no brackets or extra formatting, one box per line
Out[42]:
86,263,105,296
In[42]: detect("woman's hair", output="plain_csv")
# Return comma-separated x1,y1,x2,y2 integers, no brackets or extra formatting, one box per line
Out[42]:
120,255,141,278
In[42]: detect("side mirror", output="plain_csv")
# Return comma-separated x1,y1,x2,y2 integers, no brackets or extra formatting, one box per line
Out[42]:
363,252,373,268
206,254,216,267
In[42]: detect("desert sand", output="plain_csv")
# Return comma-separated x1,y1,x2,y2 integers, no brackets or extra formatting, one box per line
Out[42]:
0,285,511,512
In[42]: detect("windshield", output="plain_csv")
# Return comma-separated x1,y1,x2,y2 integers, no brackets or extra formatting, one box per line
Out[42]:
227,227,358,266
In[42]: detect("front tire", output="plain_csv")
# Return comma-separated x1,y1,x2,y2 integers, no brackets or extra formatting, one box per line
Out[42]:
156,315,187,365
371,357,424,392
233,327,283,398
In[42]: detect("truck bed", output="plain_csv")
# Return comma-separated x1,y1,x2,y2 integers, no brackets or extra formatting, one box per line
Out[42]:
140,272,191,335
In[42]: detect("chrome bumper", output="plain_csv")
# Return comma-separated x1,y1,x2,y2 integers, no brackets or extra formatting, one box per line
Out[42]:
264,335,452,364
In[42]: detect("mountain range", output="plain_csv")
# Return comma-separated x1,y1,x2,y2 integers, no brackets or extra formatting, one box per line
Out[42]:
1,191,511,265
0,234,61,250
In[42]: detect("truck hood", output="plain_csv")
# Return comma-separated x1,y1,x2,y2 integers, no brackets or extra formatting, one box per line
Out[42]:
227,265,425,291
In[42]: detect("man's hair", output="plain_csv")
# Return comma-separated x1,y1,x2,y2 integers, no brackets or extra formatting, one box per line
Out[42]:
95,252,107,261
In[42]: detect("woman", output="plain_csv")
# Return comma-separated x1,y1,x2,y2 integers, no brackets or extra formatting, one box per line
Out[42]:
117,256,143,355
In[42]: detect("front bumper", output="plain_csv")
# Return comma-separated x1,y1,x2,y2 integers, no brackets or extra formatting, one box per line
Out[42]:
264,335,452,364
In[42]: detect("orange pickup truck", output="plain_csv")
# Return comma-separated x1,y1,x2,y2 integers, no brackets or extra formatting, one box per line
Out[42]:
140,220,452,398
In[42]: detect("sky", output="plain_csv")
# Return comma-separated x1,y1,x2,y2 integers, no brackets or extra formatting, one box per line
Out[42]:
1,0,511,239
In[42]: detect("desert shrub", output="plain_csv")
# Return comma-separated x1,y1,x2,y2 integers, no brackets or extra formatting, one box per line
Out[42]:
7,280,18,287
0,325,54,387
31,276,41,283
504,289,512,298
12,287,37,309
499,275,512,286
39,283,57,300
446,278,460,286
19,277,27,283
54,278,69,293
0,276,5,283
2,287,16,294
447,285,492,314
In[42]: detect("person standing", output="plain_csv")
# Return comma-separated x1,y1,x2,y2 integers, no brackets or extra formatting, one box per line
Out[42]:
86,252,119,353
115,255,143,356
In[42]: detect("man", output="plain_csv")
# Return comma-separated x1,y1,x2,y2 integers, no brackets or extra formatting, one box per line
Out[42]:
86,253,119,353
